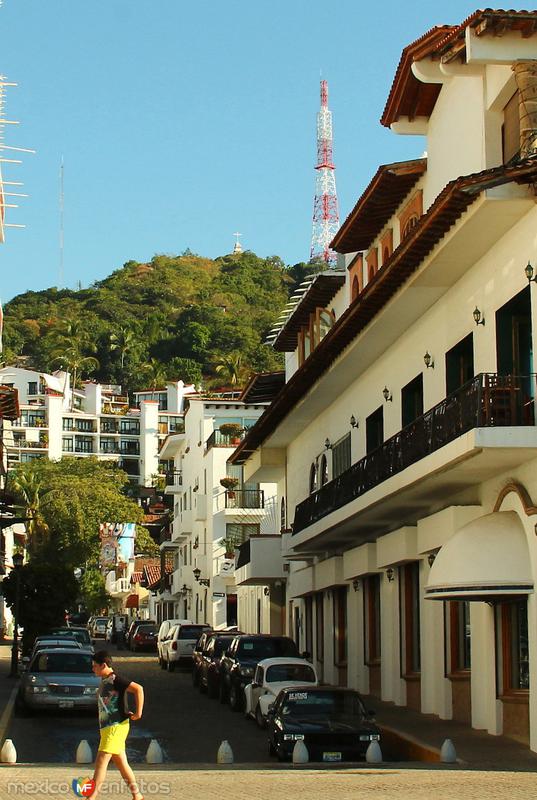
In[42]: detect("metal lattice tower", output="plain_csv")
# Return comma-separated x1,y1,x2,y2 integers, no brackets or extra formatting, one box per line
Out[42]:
310,79,339,266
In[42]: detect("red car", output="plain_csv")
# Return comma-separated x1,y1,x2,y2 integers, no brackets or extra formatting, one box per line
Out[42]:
131,623,158,652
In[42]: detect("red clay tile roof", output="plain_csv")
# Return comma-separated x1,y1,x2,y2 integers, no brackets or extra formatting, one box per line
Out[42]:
231,158,537,464
0,385,19,421
131,571,143,585
331,159,427,254
143,562,173,590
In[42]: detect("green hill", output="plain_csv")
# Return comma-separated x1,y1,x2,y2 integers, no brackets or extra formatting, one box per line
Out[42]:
3,250,315,392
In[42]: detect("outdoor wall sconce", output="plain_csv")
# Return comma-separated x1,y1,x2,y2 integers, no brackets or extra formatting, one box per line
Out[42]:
264,586,270,597
324,438,332,450
352,578,360,592
350,415,359,428
427,552,437,567
525,261,537,283
473,307,485,326
383,386,393,402
423,351,434,369
180,584,191,595
386,567,395,582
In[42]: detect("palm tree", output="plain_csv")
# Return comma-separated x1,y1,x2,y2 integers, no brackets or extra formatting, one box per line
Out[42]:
142,358,167,390
9,470,50,554
50,346,99,408
110,327,136,370
49,318,100,408
212,352,249,387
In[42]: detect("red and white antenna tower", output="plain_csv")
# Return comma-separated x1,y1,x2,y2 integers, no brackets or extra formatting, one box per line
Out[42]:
310,79,339,266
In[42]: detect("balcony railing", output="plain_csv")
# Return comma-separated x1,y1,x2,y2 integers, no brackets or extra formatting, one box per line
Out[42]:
165,469,183,487
225,489,264,509
293,373,536,536
206,430,245,450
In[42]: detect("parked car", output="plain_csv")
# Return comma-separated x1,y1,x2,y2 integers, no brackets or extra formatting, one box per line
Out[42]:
48,627,93,650
90,617,109,639
191,629,214,685
29,638,84,660
126,619,156,650
161,623,211,671
244,657,319,727
157,618,192,665
131,623,158,652
197,632,239,697
267,687,380,762
219,635,300,710
16,648,99,715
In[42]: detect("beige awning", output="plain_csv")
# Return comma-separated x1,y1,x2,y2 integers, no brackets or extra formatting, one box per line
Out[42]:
425,511,533,601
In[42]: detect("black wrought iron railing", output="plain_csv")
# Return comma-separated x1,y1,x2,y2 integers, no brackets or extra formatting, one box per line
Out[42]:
165,470,183,487
236,538,251,569
225,489,264,509
206,430,245,450
293,373,536,536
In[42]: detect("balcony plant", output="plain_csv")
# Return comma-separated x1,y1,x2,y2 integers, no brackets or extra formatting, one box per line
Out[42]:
222,535,238,559
219,423,243,444
220,476,239,498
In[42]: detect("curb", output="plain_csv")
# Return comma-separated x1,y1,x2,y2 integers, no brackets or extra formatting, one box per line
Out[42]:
0,684,18,751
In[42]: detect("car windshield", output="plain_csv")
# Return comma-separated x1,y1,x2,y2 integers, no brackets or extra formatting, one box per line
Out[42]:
51,629,91,645
35,640,79,649
30,652,94,674
266,664,316,683
213,638,233,656
237,639,298,659
178,626,207,640
281,691,366,718
137,625,157,634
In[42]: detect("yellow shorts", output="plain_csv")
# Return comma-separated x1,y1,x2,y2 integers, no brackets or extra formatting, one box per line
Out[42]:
98,719,130,754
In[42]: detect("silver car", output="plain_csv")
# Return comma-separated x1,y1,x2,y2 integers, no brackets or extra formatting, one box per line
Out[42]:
17,648,99,713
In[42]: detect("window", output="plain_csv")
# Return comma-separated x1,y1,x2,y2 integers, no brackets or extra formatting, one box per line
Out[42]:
448,601,471,674
319,454,329,486
402,215,419,239
503,91,520,163
446,334,474,395
309,463,317,494
401,374,423,428
349,254,363,302
62,418,75,431
333,586,348,666
62,438,73,452
225,523,260,545
366,407,383,453
496,599,529,695
399,190,423,241
75,437,93,454
399,562,420,676
332,433,351,479
352,276,360,301
28,382,37,396
364,574,381,664
366,248,378,282
380,229,393,265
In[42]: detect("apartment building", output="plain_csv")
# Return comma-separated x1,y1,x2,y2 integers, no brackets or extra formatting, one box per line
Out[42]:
231,10,537,751
156,383,282,630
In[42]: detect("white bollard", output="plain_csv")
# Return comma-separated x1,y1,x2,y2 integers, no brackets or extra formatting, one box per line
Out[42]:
0,739,17,764
365,740,383,763
146,739,164,764
76,740,93,764
440,738,457,764
217,739,234,764
292,739,309,764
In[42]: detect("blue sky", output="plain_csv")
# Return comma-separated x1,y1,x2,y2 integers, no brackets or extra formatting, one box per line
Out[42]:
0,1,510,300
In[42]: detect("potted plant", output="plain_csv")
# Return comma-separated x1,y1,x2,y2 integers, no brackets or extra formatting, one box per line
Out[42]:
223,536,237,559
220,476,239,499
219,423,243,444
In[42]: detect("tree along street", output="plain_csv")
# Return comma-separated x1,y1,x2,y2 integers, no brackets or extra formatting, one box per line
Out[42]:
9,647,269,763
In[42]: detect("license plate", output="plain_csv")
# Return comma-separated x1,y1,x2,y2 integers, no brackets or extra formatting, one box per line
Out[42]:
59,700,75,708
322,751,342,762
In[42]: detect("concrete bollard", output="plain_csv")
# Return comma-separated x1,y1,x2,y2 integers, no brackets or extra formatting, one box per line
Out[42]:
0,739,17,764
292,739,309,764
146,739,164,764
365,740,383,763
76,740,93,764
217,739,234,764
440,738,457,763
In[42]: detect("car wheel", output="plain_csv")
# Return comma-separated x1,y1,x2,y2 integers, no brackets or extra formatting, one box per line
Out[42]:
229,683,242,712
255,704,266,729
219,679,228,704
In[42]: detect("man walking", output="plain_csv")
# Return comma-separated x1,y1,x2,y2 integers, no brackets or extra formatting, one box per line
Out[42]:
91,650,144,800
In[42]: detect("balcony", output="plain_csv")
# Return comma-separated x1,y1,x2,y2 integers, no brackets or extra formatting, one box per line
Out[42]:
213,489,266,518
292,373,537,548
235,535,287,586
206,430,245,451
109,577,130,596
119,442,140,456
164,470,183,494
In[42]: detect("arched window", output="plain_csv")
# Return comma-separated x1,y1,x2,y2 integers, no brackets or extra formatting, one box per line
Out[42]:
368,264,375,282
351,275,359,301
280,497,286,532
383,247,390,264
320,454,329,487
309,463,317,494
402,214,419,240
318,309,334,342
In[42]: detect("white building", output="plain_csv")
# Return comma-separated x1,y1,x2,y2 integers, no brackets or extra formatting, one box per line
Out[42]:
156,382,283,631
231,10,537,751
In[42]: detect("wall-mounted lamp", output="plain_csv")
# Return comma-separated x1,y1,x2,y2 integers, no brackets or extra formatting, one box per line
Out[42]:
264,586,270,597
352,578,360,592
192,567,210,586
180,583,191,595
350,415,359,429
382,386,393,403
324,438,332,450
525,261,537,283
423,351,434,369
386,567,395,582
473,307,485,326
427,552,437,567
